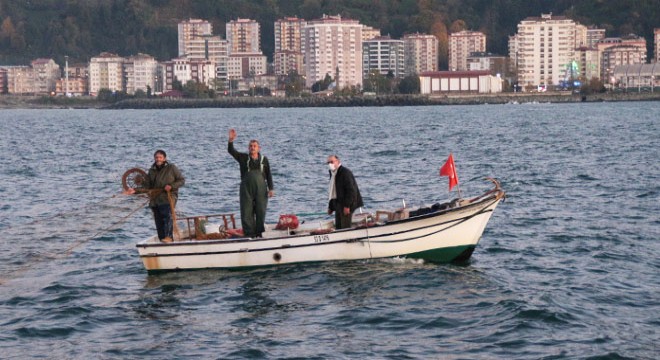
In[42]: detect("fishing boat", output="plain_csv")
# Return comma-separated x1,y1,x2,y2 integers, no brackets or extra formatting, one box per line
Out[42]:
135,178,505,271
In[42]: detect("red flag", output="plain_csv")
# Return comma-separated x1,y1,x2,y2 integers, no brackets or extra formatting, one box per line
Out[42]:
439,153,459,191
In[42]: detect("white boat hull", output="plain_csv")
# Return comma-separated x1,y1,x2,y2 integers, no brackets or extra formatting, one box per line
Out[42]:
136,183,504,271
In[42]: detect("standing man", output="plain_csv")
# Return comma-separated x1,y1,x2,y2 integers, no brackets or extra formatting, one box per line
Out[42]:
228,129,274,238
127,149,185,243
327,155,363,230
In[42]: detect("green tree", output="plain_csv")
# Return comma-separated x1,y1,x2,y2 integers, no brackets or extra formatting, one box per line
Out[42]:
311,73,333,93
283,70,305,97
183,80,213,98
398,74,420,94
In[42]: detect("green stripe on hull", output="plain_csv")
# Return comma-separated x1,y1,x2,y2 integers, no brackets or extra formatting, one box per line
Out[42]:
406,245,476,263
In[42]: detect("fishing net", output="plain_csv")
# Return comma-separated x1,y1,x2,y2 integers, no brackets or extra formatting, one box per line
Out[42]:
0,193,148,285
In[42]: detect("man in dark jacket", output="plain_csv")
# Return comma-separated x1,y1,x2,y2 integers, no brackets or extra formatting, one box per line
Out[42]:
327,155,363,229
228,129,274,238
127,149,185,243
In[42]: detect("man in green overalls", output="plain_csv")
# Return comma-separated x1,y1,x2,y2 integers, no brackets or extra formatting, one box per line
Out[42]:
228,129,274,238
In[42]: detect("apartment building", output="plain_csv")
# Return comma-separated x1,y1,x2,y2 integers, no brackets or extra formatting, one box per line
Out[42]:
274,17,306,76
162,57,216,91
655,28,660,62
362,36,405,78
403,33,438,75
227,18,261,54
466,52,507,75
510,13,579,88
575,47,600,81
123,53,158,95
178,19,213,57
227,54,267,79
31,58,60,94
586,28,606,49
448,31,486,71
89,52,124,96
274,51,305,77
597,35,647,81
303,14,363,89
362,25,381,42
55,77,88,96
4,66,35,94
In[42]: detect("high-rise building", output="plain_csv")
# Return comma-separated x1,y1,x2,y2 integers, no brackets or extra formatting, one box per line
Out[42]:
448,31,486,71
123,53,158,95
655,28,660,63
274,17,306,76
403,33,438,75
510,13,579,88
226,18,261,54
178,19,213,57
303,15,363,89
226,18,267,81
183,34,229,84
362,36,405,78
89,52,125,96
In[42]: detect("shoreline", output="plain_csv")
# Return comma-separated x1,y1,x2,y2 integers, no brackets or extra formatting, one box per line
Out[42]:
0,92,658,110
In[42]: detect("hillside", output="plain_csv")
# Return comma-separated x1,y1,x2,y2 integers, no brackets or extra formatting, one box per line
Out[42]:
0,0,658,69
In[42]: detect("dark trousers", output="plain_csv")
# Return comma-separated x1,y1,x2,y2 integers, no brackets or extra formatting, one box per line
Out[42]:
335,209,353,230
240,171,268,238
151,204,173,240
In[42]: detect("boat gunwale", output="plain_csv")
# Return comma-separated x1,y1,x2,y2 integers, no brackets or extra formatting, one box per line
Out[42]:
136,189,503,251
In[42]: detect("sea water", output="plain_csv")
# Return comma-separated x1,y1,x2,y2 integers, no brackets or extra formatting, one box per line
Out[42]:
0,102,658,359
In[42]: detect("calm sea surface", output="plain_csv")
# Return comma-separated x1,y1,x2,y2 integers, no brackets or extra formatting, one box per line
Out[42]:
0,103,658,359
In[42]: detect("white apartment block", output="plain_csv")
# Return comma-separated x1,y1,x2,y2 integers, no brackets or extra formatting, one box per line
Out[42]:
362,25,381,42
511,13,579,88
274,17,306,76
362,36,405,78
303,15,363,89
227,54,268,79
655,28,660,62
226,18,261,54
89,52,125,96
31,58,60,94
403,33,438,75
178,19,213,57
449,31,486,71
124,53,158,95
183,35,229,83
466,52,507,75
162,57,216,91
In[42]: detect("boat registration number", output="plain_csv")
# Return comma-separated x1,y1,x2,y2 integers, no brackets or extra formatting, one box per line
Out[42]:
313,234,331,243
